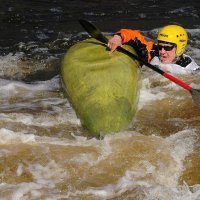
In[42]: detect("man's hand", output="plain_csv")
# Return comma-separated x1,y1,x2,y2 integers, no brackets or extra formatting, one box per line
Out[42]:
107,35,122,54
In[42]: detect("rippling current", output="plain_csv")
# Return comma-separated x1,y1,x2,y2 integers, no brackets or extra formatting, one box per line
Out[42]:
1,1,200,199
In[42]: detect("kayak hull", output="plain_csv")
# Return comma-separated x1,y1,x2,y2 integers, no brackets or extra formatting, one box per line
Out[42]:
61,38,141,135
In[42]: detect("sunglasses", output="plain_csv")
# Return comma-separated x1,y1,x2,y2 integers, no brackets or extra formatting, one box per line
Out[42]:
157,44,175,51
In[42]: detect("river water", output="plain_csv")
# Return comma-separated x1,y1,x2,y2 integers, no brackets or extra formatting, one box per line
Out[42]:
1,1,200,199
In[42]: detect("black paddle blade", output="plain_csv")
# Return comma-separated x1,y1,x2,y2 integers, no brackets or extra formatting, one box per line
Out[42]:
190,88,200,105
79,19,108,44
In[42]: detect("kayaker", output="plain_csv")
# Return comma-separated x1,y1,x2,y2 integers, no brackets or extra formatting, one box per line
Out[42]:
108,25,199,74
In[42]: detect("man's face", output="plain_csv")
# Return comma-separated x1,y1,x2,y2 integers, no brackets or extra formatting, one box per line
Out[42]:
158,42,176,64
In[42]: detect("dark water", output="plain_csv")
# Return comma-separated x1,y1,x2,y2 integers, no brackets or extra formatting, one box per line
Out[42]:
1,0,200,49
0,1,200,199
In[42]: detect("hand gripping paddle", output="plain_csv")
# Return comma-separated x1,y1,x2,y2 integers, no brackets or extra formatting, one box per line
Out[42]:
79,19,200,105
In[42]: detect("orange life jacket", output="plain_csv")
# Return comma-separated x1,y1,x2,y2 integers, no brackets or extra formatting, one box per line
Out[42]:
117,29,154,62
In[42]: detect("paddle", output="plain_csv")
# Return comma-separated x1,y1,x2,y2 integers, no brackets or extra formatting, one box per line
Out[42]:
79,19,200,105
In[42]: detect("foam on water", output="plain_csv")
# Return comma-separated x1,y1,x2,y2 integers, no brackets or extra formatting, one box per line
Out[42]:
0,53,24,77
75,130,198,200
1,125,197,199
0,128,36,144
0,75,60,96
138,75,167,109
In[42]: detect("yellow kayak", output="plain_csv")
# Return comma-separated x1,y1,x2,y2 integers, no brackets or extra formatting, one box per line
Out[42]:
61,38,141,135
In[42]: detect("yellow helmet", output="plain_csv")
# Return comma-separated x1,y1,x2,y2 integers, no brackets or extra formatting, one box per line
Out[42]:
157,25,188,56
